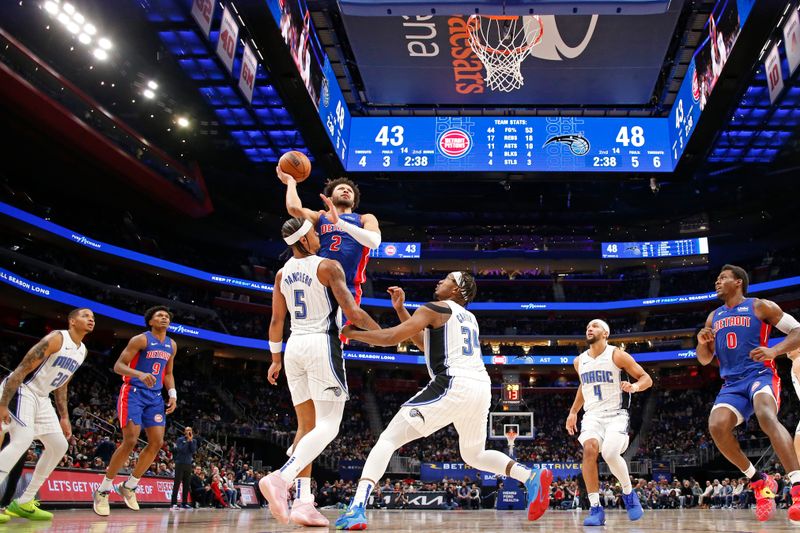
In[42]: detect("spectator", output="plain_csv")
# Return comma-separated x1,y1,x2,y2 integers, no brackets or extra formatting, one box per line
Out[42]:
171,427,198,510
469,484,481,510
190,466,211,508
94,436,115,467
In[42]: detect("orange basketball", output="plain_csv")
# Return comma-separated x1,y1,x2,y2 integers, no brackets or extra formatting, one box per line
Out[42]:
279,151,311,182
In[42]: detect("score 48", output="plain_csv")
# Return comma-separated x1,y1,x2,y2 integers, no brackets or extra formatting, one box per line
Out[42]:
614,126,661,169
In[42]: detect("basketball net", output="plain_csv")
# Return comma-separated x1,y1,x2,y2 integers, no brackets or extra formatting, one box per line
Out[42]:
505,429,518,458
467,15,543,92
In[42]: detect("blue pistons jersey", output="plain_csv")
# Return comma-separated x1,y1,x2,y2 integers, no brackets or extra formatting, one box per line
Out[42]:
124,331,173,390
712,298,774,380
317,213,369,301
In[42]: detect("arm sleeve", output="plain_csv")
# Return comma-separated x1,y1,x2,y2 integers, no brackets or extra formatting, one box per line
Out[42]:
333,218,381,249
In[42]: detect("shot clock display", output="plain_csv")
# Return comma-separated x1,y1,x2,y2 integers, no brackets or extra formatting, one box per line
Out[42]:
502,382,522,405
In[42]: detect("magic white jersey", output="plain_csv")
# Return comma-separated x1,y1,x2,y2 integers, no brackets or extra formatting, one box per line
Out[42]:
423,300,489,382
578,343,629,414
280,255,341,336
24,330,87,396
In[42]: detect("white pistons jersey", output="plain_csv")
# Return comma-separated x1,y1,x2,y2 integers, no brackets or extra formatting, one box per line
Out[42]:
423,300,489,382
280,255,341,336
25,330,87,397
578,343,628,414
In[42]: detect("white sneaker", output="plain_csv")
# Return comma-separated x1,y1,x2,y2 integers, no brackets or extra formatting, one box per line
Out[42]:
114,484,140,511
93,490,110,517
171,504,180,510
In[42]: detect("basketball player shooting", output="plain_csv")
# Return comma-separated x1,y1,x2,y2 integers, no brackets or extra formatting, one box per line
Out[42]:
93,306,178,517
697,264,800,522
336,272,552,530
0,308,95,521
566,319,651,526
260,217,379,526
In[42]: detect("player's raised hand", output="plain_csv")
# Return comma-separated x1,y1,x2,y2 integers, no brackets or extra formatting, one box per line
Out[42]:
267,361,282,385
696,327,715,345
59,417,72,439
620,381,640,393
387,286,406,311
565,412,578,436
139,372,157,388
750,346,778,362
166,397,177,414
318,194,339,224
276,165,296,186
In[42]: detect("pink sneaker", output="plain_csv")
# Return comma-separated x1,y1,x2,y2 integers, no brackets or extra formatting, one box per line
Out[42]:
259,473,290,524
290,500,329,527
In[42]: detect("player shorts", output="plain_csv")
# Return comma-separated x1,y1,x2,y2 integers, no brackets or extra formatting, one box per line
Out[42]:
118,384,166,429
0,379,60,436
398,374,492,447
578,410,630,450
284,332,348,405
711,367,780,426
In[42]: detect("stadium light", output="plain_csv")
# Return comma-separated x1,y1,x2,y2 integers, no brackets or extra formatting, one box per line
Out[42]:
43,1,59,15
92,48,108,60
62,2,74,14
78,32,91,45
143,88,155,99
98,37,112,50
83,23,96,35
177,116,190,128
147,80,158,90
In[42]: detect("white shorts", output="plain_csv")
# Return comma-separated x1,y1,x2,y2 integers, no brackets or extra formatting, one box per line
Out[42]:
578,410,630,450
0,380,61,437
284,333,348,405
398,374,491,447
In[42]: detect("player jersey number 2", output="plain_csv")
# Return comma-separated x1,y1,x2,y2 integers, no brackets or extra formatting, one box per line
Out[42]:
461,326,480,356
329,235,342,252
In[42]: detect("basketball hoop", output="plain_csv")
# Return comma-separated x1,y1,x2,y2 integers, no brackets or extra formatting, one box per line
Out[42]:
467,15,543,92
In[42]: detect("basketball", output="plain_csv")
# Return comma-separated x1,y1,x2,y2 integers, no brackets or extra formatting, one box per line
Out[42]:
279,151,311,182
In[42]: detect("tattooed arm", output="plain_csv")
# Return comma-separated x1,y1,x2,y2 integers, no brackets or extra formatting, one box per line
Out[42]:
0,331,62,424
54,374,76,438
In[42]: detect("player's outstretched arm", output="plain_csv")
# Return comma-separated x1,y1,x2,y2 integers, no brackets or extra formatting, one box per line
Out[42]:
566,358,583,436
114,334,156,387
164,339,178,414
319,259,380,332
278,167,320,223
612,349,653,393
387,286,425,351
319,195,381,249
751,299,800,361
268,271,287,385
696,310,716,365
0,331,61,424
343,306,436,347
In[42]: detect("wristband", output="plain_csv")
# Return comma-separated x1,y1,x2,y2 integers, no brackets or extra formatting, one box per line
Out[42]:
168,388,177,399
269,341,283,353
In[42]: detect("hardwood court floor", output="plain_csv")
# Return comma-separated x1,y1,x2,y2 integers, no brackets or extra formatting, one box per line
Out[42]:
2,507,796,532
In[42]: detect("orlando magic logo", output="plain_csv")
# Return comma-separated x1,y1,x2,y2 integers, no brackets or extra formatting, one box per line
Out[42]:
409,408,425,423
543,134,591,156
324,386,343,397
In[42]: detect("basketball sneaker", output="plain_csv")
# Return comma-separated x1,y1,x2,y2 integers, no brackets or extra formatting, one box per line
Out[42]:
750,473,777,522
290,500,329,527
259,472,290,524
622,491,644,521
584,505,606,526
7,499,53,520
524,467,552,521
92,490,110,517
788,484,800,523
114,483,140,511
335,503,367,530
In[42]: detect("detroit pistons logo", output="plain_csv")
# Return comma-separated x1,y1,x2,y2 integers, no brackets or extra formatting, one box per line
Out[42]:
384,244,397,256
154,414,164,423
437,129,472,159
691,67,700,103
751,381,761,393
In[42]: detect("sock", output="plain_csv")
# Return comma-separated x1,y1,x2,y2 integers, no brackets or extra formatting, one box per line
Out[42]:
621,480,633,495
98,476,114,493
352,480,374,508
508,463,531,483
296,477,313,503
124,476,140,490
789,470,800,485
589,492,601,508
17,497,35,507
743,463,756,479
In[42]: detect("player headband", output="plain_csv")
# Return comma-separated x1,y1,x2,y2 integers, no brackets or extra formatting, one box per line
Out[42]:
450,271,470,302
590,319,611,336
284,219,313,245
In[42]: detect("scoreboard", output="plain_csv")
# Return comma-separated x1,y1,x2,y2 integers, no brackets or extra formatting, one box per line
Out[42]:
368,242,421,259
347,117,672,172
602,237,709,259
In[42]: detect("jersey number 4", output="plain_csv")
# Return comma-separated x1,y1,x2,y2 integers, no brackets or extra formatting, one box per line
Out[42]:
461,327,480,356
593,384,603,400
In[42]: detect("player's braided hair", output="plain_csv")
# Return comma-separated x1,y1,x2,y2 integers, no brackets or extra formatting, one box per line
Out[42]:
456,271,478,305
721,264,749,294
281,217,313,257
323,177,360,209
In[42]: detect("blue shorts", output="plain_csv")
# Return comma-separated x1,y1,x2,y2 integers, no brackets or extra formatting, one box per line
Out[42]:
117,384,166,429
712,367,780,426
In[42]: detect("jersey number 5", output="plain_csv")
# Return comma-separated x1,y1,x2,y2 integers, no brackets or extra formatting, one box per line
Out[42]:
329,235,342,252
294,290,307,319
461,326,480,356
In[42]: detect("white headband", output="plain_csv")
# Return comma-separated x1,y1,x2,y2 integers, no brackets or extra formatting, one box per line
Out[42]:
450,271,470,302
284,219,313,245
590,319,611,336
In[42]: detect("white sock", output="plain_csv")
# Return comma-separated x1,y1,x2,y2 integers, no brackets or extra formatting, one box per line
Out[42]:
124,475,140,490
18,432,68,504
789,470,800,485
509,462,531,483
589,492,601,507
296,477,313,503
743,463,756,479
98,476,114,493
352,480,375,508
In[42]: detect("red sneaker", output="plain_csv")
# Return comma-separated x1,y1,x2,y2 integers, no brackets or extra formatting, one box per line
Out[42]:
750,474,777,522
788,484,800,524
